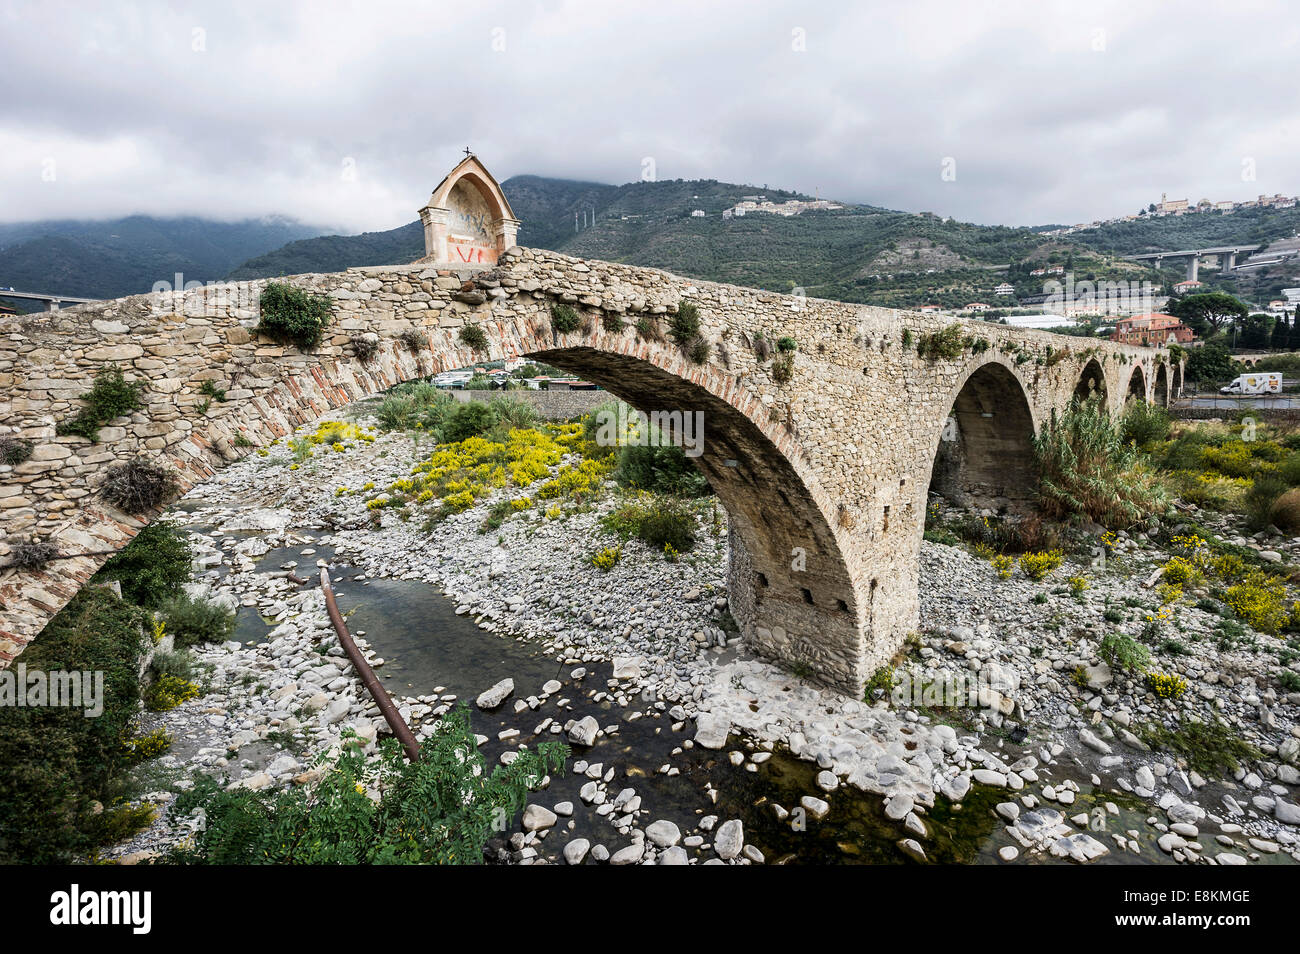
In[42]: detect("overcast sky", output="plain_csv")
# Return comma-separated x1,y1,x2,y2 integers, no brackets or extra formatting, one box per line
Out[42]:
1,0,1296,232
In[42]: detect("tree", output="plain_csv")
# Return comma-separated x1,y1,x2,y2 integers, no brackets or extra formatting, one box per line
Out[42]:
1184,342,1235,383
1167,292,1249,339
1240,313,1275,350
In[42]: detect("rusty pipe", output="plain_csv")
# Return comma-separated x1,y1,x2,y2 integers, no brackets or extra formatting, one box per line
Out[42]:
319,567,421,762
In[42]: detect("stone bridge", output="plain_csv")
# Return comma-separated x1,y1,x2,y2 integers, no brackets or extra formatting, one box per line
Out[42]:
0,248,1178,692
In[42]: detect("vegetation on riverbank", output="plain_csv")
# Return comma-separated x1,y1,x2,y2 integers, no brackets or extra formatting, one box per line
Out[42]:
164,707,567,865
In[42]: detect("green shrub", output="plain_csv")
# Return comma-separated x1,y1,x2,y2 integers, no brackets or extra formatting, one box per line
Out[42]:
375,381,458,434
602,495,699,554
1099,631,1149,673
917,324,965,360
1245,474,1288,530
55,366,144,441
160,592,236,647
442,401,497,443
550,302,581,334
257,282,332,350
0,588,148,863
486,395,539,432
613,442,710,497
165,705,567,865
776,336,798,353
92,521,192,609
199,380,227,402
668,302,701,345
771,352,795,384
1120,401,1171,447
602,312,625,333
1033,399,1170,528
459,324,488,352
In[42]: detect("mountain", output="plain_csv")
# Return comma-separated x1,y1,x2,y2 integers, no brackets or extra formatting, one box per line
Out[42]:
9,178,1297,312
0,215,326,300
238,174,1276,309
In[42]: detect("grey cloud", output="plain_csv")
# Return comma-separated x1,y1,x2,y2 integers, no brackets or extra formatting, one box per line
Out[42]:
0,0,1294,231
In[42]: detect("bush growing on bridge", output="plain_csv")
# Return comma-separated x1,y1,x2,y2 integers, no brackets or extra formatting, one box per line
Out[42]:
917,324,965,360
0,587,150,864
257,282,332,350
99,457,180,514
55,366,144,441
399,328,425,353
668,302,701,346
687,336,710,365
1033,399,1170,529
92,520,193,609
771,351,795,384
6,539,60,570
459,323,489,352
351,333,380,362
635,314,663,341
164,705,568,865
550,302,581,335
0,435,34,464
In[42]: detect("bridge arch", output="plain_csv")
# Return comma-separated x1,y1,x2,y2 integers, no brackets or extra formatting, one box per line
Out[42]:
1073,357,1108,405
1124,364,1148,403
928,358,1038,512
1154,363,1169,407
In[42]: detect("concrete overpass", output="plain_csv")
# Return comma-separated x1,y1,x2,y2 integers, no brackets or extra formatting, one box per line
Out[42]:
0,290,100,312
1130,244,1264,280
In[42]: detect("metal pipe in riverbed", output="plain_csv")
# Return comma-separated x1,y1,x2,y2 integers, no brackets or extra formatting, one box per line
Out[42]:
319,567,421,762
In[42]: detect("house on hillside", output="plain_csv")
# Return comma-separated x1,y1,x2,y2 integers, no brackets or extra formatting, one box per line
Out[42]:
1109,313,1195,347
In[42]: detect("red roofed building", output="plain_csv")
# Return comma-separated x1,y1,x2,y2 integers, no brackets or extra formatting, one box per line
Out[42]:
1110,313,1195,347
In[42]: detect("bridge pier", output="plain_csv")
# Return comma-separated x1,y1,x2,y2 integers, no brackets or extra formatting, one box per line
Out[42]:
1186,255,1199,281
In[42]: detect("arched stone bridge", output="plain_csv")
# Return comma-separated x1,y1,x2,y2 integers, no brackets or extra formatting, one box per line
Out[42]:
0,248,1179,692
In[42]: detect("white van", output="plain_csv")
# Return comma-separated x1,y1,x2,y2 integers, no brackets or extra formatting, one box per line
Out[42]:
1219,372,1282,395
